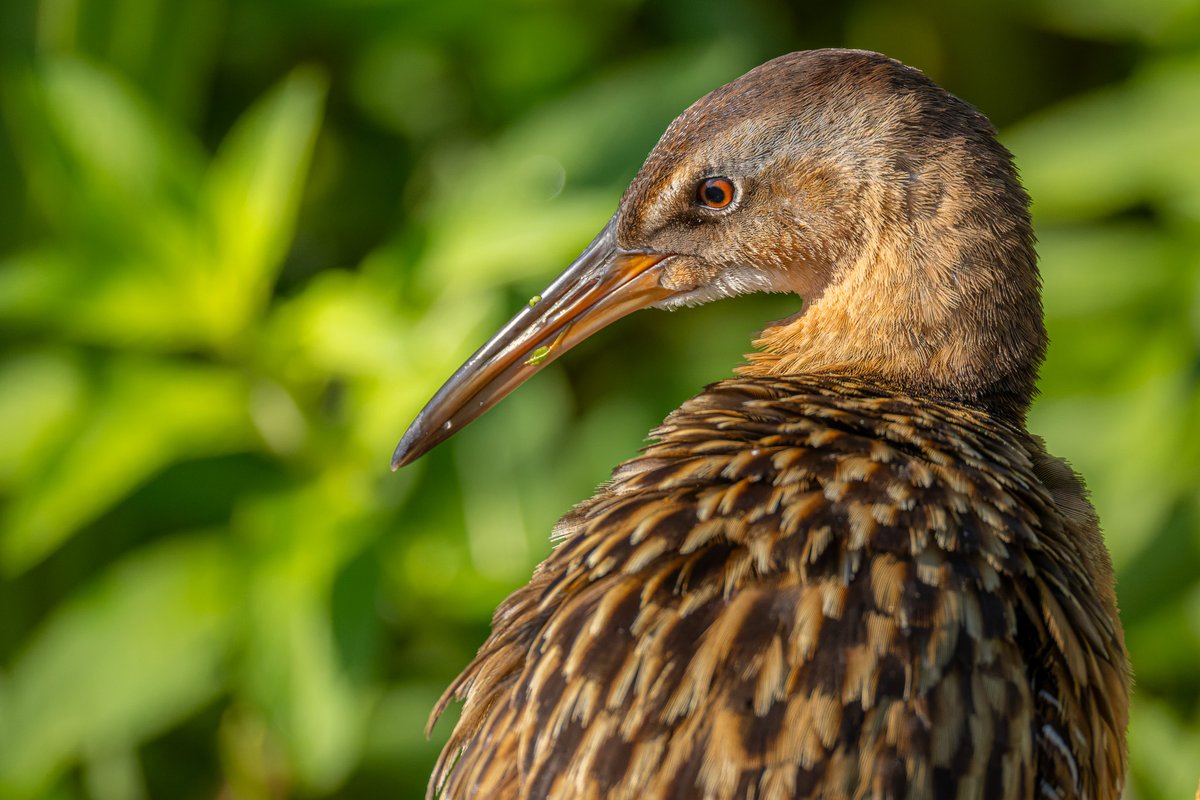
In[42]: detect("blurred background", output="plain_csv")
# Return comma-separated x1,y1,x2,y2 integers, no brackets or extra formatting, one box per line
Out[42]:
1,0,1198,797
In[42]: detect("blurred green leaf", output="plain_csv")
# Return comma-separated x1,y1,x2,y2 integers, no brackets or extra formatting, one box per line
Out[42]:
1030,366,1195,568
1038,224,1176,318
1,356,253,573
1007,55,1200,221
0,534,238,796
1127,694,1200,800
200,66,327,347
0,350,85,490
1037,0,1200,44
236,474,376,791
0,244,210,350
1,61,325,353
1,56,203,242
35,0,227,122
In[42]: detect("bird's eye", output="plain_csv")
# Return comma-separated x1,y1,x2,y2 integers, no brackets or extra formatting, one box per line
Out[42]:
696,176,735,209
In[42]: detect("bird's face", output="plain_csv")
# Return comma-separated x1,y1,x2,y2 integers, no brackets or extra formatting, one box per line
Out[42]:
390,121,847,468
392,50,1040,467
612,120,859,312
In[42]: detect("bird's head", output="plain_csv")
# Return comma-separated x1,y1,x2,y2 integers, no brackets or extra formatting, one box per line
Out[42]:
392,49,1046,469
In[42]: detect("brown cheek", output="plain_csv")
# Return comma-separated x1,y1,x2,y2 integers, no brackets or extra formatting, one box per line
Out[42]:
732,211,830,299
659,257,719,292
766,161,866,277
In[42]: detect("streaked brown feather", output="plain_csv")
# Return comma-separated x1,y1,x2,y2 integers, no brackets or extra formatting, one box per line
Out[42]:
428,375,1128,799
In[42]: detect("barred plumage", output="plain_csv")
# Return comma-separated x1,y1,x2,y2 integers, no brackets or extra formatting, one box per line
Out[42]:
427,377,1126,799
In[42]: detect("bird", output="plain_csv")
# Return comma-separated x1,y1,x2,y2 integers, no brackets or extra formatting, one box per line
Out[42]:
392,49,1130,800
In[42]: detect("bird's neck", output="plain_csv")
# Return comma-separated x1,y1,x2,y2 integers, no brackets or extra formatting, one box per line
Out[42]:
738,207,1046,424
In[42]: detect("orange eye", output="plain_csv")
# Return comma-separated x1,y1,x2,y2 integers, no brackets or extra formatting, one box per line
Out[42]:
696,176,735,209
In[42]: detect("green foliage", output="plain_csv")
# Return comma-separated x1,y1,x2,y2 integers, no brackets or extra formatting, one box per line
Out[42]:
1,0,1197,797
1,536,236,796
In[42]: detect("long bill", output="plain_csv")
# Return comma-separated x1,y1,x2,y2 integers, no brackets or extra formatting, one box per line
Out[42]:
391,217,675,469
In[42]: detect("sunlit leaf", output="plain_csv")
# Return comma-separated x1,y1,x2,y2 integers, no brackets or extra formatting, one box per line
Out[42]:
199,66,327,345
1,60,209,350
